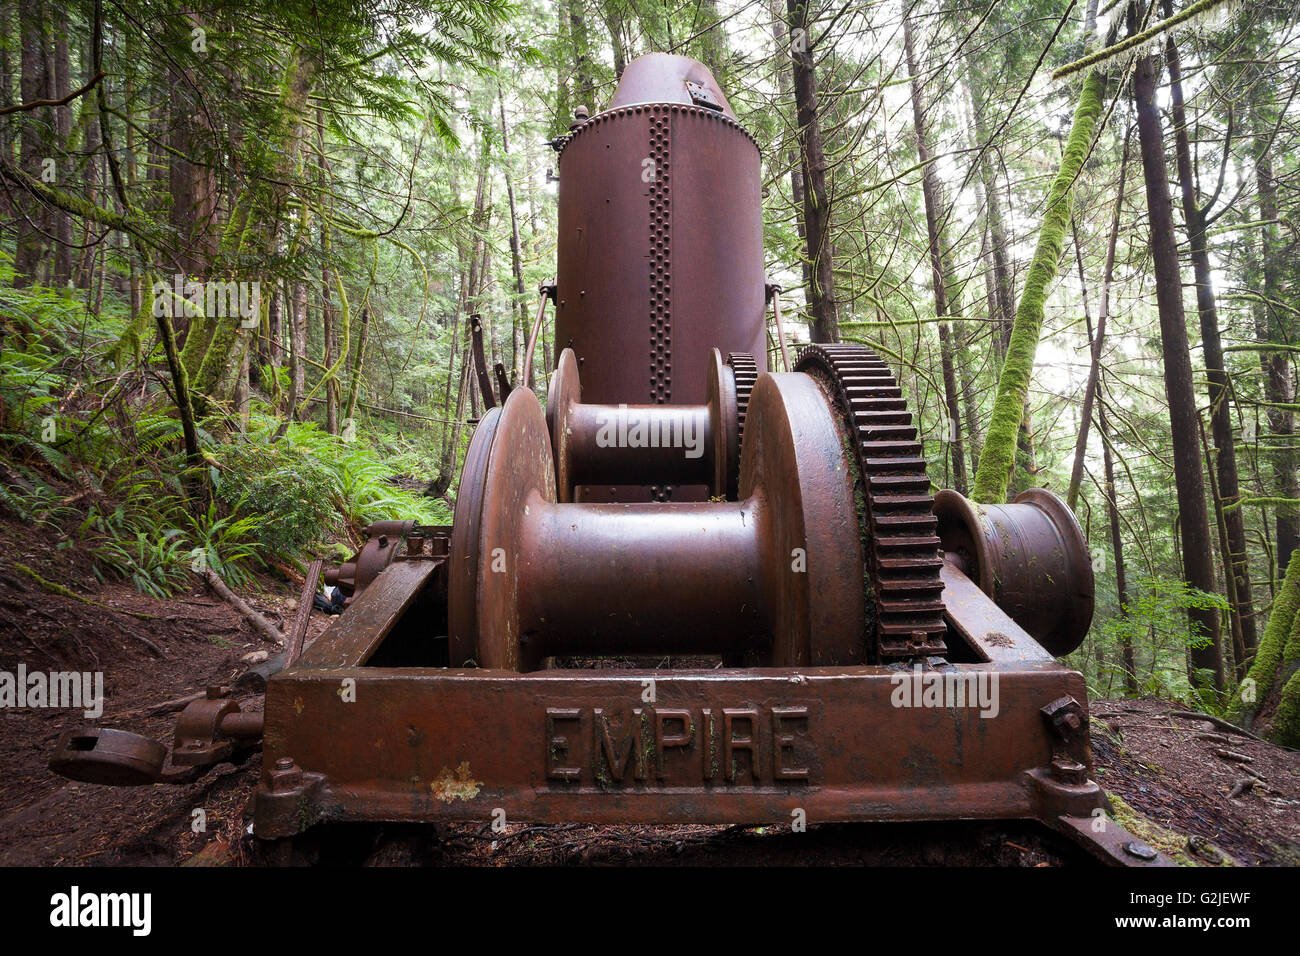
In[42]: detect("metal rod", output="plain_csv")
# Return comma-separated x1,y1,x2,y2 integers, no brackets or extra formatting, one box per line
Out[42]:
521,288,550,389
470,314,497,409
771,286,792,372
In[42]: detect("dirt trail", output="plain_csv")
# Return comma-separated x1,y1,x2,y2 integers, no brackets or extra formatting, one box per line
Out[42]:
1,516,1297,866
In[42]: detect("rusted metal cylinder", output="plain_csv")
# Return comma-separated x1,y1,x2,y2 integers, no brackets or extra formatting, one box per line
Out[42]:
518,502,766,658
220,711,266,738
548,347,737,499
564,403,714,489
554,54,766,414
933,489,1094,656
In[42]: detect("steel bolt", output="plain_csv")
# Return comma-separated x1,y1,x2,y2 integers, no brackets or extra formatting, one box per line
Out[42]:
266,757,303,793
1123,841,1158,861
1049,757,1087,785
1041,696,1088,743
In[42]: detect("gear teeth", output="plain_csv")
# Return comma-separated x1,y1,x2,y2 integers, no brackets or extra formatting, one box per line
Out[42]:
724,352,760,498
795,343,948,661
726,352,759,440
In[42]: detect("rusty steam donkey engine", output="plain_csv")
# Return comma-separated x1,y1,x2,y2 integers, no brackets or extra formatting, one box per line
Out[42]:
50,55,1169,865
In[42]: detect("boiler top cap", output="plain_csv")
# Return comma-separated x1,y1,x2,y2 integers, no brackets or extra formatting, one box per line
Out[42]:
604,53,736,120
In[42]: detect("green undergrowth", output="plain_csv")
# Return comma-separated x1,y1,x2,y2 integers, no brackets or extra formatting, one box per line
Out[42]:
0,267,452,599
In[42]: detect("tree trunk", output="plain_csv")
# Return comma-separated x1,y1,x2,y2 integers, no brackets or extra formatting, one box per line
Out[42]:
1163,4,1256,664
1099,391,1137,695
965,69,1015,354
1248,85,1299,579
290,280,306,413
322,262,338,435
498,84,528,383
1131,28,1223,693
566,0,594,111
50,10,72,287
769,1,814,304
904,15,967,493
1067,126,1130,510
694,0,727,86
167,16,217,278
13,0,47,288
786,0,838,343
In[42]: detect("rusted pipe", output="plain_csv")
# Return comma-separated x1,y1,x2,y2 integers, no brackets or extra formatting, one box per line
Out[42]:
770,284,792,372
520,286,551,389
220,710,265,738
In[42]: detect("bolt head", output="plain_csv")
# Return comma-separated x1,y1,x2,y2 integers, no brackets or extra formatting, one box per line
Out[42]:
265,757,303,793
1124,841,1158,861
1049,757,1087,785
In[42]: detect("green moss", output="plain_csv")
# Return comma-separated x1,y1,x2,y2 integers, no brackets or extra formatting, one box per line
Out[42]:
191,314,243,402
105,293,159,369
1230,549,1300,723
1107,794,1232,866
1273,667,1300,747
970,68,1106,504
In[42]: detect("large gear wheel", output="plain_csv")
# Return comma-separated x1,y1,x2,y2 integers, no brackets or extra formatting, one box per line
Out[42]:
795,344,948,661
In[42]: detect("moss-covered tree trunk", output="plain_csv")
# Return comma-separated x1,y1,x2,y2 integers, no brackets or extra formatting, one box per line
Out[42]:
968,68,1106,504
1232,549,1300,746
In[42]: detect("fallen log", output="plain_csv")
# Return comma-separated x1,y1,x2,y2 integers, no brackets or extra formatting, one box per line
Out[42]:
199,569,283,646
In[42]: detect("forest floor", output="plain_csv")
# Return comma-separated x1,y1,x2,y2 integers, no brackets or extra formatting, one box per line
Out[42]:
1,515,1298,867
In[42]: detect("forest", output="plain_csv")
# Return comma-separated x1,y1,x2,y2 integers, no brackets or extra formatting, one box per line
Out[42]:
0,0,1298,762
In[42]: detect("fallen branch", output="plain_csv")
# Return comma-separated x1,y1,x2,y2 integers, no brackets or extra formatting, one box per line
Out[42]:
1167,710,1269,743
1212,748,1253,763
142,691,206,717
13,562,158,620
198,569,283,646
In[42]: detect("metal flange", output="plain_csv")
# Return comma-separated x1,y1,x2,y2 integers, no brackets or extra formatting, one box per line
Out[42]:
49,728,167,786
